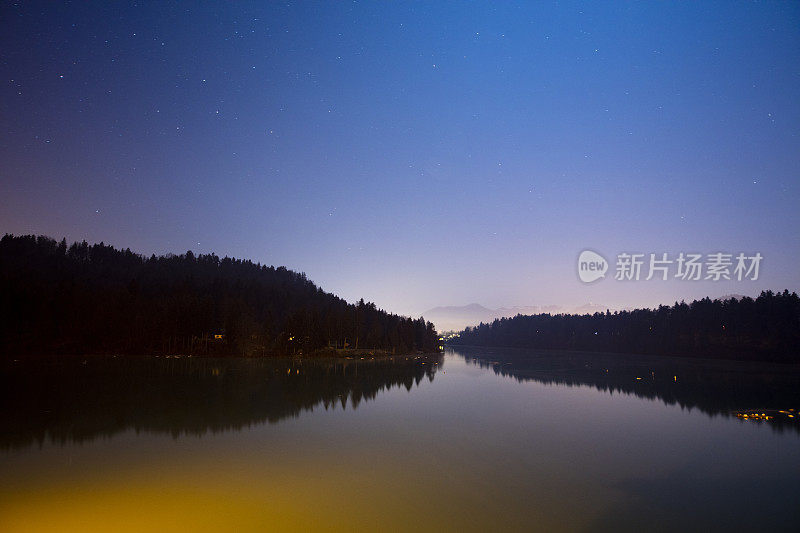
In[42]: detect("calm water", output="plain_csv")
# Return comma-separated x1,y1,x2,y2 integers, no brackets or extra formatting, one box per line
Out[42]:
1,348,799,532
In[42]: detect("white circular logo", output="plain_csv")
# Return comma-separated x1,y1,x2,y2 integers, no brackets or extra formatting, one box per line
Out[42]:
578,250,608,283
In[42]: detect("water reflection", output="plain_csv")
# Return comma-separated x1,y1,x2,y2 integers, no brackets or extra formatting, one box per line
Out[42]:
0,354,443,449
2,350,799,531
450,346,800,433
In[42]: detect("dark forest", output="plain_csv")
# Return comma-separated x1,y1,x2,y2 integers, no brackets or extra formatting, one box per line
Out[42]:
449,291,800,363
0,234,440,357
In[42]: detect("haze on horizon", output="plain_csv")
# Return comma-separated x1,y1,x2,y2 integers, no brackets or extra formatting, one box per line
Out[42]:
2,1,799,319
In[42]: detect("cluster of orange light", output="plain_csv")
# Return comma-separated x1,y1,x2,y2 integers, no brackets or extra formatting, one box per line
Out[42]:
735,409,797,421
736,412,772,420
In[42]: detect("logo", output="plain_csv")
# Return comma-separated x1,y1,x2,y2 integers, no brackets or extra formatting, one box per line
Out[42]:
576,250,762,283
578,250,608,283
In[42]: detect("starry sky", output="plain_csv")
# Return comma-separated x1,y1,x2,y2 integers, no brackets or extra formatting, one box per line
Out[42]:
2,1,799,318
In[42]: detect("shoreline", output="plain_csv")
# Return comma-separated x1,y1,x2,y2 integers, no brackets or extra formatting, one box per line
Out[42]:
2,349,443,362
445,343,800,366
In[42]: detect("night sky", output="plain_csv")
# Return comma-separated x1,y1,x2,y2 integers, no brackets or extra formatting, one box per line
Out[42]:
2,1,799,317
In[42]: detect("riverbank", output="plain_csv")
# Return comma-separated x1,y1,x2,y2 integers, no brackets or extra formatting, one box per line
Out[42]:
2,348,442,362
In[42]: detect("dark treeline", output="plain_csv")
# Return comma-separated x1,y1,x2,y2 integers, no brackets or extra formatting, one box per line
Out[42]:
0,354,443,449
0,234,439,356
450,292,800,362
450,347,800,434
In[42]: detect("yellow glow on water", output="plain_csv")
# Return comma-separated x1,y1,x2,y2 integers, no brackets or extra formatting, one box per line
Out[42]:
0,463,424,533
0,432,607,533
1,483,280,533
0,466,582,533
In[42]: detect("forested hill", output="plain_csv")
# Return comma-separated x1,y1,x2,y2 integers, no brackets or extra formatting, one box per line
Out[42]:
449,292,800,363
0,234,439,357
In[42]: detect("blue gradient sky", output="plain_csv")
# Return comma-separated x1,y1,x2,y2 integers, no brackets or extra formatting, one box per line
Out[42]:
2,1,799,317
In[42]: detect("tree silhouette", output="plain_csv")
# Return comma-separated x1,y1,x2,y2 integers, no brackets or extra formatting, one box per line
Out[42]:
0,234,440,357
450,292,800,362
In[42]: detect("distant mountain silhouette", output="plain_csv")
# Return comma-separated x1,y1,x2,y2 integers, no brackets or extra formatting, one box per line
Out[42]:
423,304,532,332
424,303,610,332
572,302,609,315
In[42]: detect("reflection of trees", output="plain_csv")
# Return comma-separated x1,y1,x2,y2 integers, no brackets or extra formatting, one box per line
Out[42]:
0,354,442,449
452,347,800,434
